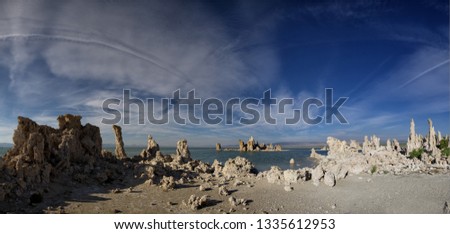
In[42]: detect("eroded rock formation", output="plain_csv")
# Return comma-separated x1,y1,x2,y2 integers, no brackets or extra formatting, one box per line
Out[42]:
0,114,122,202
247,136,256,152
289,158,295,165
222,156,257,177
258,166,310,186
310,148,325,159
239,140,246,151
407,119,422,155
238,136,282,152
323,172,336,187
362,135,381,155
274,144,282,151
112,125,127,159
176,139,191,162
327,137,360,157
182,195,209,210
426,119,440,156
140,135,160,159
311,165,324,186
0,114,224,205
265,166,283,184
310,118,450,187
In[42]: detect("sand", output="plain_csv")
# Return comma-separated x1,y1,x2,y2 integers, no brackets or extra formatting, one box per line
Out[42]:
10,172,448,214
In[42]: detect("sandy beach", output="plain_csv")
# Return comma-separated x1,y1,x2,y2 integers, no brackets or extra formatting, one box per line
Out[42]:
3,171,448,214
64,173,450,214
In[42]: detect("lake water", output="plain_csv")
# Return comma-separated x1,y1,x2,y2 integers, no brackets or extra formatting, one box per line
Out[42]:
0,147,8,157
0,146,323,171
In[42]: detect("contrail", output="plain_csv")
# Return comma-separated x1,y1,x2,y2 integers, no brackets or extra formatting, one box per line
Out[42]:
346,55,393,96
0,33,193,85
399,59,449,88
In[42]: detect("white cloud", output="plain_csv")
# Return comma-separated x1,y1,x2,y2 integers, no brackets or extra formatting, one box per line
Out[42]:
0,0,280,99
0,0,284,145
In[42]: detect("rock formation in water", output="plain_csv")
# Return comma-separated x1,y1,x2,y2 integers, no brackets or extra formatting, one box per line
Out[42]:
216,143,222,151
289,158,295,165
274,144,282,151
238,136,282,152
239,140,246,151
247,136,256,152
310,148,324,159
112,125,127,159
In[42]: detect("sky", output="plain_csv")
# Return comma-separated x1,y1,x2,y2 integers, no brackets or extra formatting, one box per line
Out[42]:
0,0,448,147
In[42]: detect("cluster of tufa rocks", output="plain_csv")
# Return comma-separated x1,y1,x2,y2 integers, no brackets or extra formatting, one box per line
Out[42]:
238,136,282,152
182,194,209,210
1,114,448,206
0,114,124,202
258,166,311,191
0,114,260,205
306,118,450,187
139,135,160,159
258,118,449,189
221,156,258,178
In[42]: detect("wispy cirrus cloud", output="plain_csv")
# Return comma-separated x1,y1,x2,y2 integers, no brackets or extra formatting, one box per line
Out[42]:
341,46,449,138
0,0,279,98
0,0,282,145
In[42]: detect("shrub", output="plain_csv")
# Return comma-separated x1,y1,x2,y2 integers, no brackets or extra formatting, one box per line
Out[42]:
370,165,377,174
442,147,450,158
439,139,449,150
408,148,424,160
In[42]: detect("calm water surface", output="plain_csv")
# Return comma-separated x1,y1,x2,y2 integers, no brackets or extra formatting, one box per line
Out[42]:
0,147,324,171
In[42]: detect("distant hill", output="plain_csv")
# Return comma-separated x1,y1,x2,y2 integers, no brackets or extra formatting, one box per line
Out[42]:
219,141,326,149
0,143,12,148
273,141,326,149
103,144,146,148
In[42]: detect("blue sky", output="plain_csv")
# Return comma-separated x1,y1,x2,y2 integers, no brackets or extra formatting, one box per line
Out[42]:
0,0,448,147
